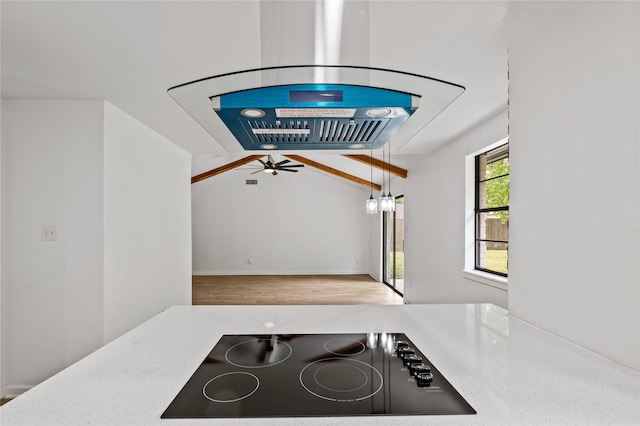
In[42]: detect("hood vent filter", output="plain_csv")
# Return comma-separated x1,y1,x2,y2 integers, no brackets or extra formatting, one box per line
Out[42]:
245,118,385,145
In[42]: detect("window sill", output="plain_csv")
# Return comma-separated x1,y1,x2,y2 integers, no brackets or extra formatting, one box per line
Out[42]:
462,269,508,291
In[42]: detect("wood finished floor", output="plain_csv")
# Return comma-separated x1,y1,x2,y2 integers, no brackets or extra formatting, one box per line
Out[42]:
192,274,404,305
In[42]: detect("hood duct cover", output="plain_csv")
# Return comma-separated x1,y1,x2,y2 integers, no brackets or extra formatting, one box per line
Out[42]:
168,66,465,153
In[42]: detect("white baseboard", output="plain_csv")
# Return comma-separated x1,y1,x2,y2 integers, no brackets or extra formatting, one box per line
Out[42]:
3,385,33,399
192,271,370,276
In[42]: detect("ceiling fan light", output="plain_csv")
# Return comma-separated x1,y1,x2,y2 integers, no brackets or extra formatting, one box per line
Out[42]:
264,168,275,174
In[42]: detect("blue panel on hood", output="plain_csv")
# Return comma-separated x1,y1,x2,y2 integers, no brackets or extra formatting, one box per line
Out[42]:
213,84,416,150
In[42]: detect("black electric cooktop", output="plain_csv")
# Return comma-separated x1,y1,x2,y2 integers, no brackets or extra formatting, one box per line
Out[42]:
161,333,475,418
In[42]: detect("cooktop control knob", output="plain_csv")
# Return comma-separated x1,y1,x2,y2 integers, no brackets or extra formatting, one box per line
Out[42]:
398,353,416,364
408,363,431,376
402,354,423,367
415,372,434,387
395,341,409,350
397,347,415,358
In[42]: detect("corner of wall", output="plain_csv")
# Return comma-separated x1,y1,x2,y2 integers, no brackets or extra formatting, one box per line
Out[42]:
103,104,192,344
401,110,508,307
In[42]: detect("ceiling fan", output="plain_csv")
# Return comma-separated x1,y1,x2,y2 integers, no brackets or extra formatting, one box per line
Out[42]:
252,155,304,175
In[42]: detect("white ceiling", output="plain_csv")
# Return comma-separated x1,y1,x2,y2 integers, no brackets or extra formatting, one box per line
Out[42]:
1,0,509,181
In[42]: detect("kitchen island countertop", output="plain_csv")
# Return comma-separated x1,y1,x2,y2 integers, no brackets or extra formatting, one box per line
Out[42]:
1,303,638,425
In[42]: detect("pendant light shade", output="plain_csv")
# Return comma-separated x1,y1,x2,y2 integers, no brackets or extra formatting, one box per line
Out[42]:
378,197,388,211
386,195,396,212
380,194,394,212
365,150,378,214
379,196,389,212
366,195,379,214
378,195,390,211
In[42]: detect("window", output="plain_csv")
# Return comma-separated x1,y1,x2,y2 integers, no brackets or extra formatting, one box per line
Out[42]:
475,143,509,276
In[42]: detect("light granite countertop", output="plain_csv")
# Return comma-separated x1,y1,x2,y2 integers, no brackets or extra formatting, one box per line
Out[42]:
1,304,638,425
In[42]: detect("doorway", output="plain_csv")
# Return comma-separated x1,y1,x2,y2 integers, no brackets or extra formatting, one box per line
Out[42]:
383,195,404,295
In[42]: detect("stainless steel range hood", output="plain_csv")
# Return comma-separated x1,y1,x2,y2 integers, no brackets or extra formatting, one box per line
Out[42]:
168,1,464,153
168,65,465,153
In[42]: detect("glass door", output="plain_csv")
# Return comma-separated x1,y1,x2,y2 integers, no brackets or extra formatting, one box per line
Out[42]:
383,195,405,295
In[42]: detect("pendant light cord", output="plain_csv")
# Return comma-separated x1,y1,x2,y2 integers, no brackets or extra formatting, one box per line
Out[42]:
370,150,374,197
388,140,391,197
381,145,385,195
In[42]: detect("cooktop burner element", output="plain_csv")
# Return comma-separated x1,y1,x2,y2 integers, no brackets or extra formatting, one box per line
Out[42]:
161,333,476,418
224,337,292,368
202,372,259,403
300,357,384,402
324,337,366,356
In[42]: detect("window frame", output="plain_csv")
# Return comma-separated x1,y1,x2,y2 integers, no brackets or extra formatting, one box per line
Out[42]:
474,143,509,277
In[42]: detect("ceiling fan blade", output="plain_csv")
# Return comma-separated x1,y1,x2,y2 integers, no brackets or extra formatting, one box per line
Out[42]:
275,159,290,166
279,168,298,172
272,170,278,175
279,164,304,168
258,159,268,167
250,169,263,175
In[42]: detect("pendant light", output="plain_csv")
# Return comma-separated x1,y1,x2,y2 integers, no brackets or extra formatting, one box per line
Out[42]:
379,143,395,212
366,150,379,214
378,144,390,211
387,139,396,212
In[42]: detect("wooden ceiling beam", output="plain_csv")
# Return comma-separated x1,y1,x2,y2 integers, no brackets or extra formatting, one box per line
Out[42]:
285,155,381,191
191,155,263,184
342,154,408,178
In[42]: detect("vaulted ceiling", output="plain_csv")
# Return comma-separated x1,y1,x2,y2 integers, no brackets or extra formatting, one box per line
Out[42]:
1,1,509,186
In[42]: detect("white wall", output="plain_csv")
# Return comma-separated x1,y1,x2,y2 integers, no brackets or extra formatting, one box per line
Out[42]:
507,2,639,370
103,103,192,343
192,167,370,275
1,100,193,394
2,100,105,389
0,53,4,395
389,111,509,307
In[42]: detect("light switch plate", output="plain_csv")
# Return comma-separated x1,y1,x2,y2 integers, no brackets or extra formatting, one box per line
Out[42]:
42,225,57,241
